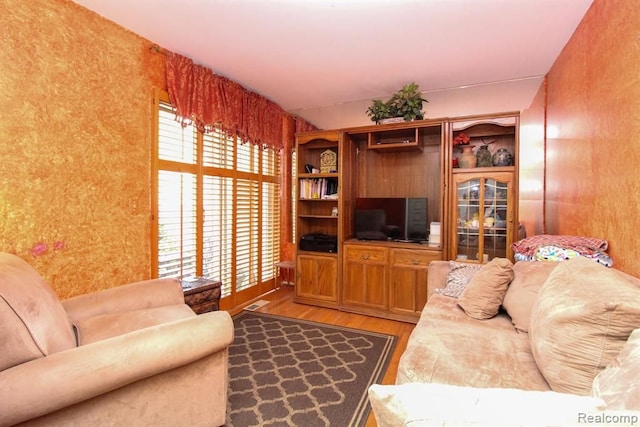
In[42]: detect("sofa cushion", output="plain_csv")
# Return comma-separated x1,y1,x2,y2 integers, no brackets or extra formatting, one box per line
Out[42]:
396,294,550,391
435,261,482,298
457,258,514,320
592,328,640,410
74,304,196,345
502,261,558,332
530,256,640,395
0,253,76,371
368,382,604,427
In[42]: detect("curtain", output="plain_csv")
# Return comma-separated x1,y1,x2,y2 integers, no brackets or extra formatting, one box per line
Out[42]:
295,116,316,134
166,51,297,151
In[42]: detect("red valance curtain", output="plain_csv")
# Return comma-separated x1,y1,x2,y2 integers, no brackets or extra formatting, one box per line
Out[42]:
166,51,290,151
295,116,316,134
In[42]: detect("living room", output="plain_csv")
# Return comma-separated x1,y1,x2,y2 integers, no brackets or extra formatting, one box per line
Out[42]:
2,0,640,425
3,0,639,301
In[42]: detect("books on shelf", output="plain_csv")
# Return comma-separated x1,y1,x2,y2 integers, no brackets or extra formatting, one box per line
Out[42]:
299,178,338,200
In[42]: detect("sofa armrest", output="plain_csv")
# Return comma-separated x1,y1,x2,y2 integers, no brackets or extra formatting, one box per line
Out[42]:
62,277,185,323
427,261,451,299
0,310,233,427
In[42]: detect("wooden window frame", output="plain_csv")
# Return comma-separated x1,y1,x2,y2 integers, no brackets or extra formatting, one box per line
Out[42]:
151,89,280,310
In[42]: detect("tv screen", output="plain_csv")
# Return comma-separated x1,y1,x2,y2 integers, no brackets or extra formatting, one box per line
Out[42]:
355,197,428,242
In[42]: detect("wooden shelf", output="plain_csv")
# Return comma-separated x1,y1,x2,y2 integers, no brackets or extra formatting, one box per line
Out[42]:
346,120,443,154
453,122,515,137
295,130,347,309
298,172,338,179
452,166,515,174
297,250,339,257
368,140,422,152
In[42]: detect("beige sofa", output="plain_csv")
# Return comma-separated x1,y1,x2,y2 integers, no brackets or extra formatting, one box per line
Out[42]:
0,253,234,427
369,257,640,426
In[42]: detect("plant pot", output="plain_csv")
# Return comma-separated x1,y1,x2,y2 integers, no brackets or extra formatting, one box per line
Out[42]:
379,117,405,125
458,145,476,168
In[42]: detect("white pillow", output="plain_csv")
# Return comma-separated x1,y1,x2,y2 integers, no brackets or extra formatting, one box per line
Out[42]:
592,328,640,410
368,382,605,427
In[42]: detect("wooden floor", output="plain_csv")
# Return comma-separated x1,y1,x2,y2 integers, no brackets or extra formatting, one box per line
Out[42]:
229,285,417,427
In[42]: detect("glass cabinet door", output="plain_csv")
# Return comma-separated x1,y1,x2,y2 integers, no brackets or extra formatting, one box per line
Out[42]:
453,172,513,262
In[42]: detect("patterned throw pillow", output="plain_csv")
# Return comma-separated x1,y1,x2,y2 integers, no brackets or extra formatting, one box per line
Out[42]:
435,261,483,298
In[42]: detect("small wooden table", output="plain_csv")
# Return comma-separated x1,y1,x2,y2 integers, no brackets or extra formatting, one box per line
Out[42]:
275,260,295,286
181,278,222,314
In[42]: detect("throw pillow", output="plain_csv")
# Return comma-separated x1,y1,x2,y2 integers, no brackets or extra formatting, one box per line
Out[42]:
435,261,482,298
457,258,514,320
592,328,640,410
529,257,640,396
368,382,604,427
502,261,558,332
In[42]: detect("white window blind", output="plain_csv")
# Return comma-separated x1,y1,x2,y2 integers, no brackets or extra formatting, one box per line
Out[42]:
203,175,234,296
236,178,259,292
154,94,281,304
157,171,197,278
262,181,280,282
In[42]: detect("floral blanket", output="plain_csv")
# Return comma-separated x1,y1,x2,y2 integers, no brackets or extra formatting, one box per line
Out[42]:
512,235,613,267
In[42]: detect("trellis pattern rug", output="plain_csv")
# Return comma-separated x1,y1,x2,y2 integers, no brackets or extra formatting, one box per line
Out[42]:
225,312,397,427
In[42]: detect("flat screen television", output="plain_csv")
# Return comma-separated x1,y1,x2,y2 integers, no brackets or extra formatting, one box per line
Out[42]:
355,197,428,242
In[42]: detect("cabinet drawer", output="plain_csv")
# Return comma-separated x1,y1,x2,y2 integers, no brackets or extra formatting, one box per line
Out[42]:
391,249,439,267
344,245,387,263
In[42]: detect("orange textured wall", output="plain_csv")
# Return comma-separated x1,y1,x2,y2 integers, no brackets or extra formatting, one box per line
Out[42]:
519,80,546,238
544,0,640,276
0,0,165,298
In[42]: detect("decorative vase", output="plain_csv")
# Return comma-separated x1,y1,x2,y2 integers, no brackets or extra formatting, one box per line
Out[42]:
458,145,476,168
492,148,513,166
476,145,493,167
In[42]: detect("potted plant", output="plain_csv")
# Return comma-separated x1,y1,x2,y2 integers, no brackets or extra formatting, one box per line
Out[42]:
365,99,397,124
366,83,428,124
389,82,427,121
453,132,470,146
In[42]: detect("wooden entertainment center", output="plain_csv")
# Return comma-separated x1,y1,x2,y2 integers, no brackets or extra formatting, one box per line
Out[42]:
294,112,519,323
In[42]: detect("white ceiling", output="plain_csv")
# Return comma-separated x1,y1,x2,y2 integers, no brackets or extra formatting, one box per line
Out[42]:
73,0,593,123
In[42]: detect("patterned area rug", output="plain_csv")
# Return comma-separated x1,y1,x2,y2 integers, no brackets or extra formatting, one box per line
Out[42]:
225,312,397,427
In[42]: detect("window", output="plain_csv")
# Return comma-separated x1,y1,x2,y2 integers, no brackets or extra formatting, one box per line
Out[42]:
152,91,281,308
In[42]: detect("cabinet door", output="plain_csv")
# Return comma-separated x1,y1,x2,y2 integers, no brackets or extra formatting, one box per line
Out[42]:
452,172,514,262
342,245,387,310
296,254,338,303
389,249,440,316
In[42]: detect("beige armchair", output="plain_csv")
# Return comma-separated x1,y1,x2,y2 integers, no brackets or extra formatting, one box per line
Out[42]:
0,253,233,427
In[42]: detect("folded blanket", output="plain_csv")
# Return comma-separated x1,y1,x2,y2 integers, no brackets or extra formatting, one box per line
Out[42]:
512,235,608,258
512,235,613,267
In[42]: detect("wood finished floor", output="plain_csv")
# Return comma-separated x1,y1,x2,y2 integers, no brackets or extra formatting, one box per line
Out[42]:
229,285,417,427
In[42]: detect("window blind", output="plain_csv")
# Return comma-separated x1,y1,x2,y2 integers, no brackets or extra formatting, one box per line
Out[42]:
154,93,281,306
